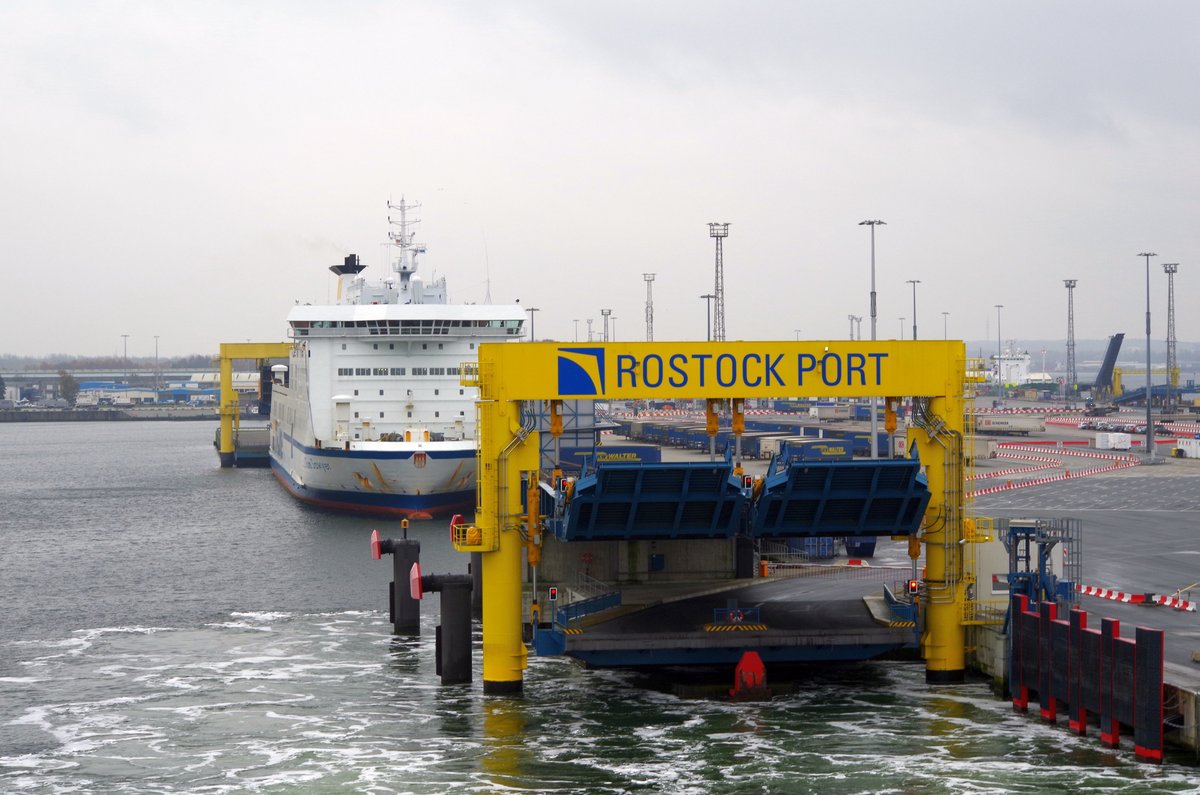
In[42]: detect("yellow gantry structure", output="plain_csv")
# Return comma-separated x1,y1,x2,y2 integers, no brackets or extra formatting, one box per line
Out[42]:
457,340,970,692
216,342,291,467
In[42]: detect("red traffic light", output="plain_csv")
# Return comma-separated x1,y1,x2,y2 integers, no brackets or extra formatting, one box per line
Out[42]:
743,475,753,489
548,586,559,602
907,579,920,596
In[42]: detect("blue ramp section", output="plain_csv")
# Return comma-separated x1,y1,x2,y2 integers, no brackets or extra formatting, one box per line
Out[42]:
752,458,930,538
555,462,746,541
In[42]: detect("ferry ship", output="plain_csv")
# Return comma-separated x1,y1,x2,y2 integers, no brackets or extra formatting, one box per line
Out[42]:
269,199,525,518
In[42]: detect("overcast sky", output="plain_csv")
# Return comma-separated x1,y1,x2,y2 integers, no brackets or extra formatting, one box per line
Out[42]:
3,1,1199,360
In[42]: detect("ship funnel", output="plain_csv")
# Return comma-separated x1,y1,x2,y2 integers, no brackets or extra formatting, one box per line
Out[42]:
329,254,368,305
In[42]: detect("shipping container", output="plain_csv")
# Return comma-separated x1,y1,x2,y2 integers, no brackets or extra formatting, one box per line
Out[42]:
974,415,1045,435
1173,437,1200,458
809,404,852,421
1095,432,1132,450
965,437,998,462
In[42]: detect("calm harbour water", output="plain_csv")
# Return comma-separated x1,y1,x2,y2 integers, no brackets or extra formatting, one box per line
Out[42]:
1,420,1197,794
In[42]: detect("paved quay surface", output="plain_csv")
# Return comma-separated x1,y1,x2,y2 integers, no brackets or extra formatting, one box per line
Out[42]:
975,457,1200,678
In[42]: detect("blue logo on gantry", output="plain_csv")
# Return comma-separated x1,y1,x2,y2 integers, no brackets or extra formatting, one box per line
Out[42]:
557,348,606,396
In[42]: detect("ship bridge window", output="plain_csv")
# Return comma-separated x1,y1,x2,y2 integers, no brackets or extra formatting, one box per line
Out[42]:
390,367,405,376
373,368,388,376
412,367,429,376
338,368,353,376
355,368,370,376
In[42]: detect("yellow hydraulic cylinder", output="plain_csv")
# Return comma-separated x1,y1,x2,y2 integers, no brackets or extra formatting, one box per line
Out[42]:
885,397,899,436
526,475,541,568
477,396,539,694
705,398,720,436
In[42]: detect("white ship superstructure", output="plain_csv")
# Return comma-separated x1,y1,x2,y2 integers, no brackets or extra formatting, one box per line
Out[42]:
269,199,524,517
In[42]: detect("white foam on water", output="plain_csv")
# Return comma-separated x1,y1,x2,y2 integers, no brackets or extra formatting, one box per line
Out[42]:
203,621,275,632
228,611,294,621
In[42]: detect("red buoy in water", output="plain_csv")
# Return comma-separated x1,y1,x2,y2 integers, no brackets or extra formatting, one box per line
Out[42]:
729,650,771,701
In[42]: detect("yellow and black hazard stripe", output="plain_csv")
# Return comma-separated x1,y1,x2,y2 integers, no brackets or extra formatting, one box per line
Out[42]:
704,623,769,632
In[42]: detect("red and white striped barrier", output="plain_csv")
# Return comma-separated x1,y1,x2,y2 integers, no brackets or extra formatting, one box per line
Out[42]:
972,463,1059,481
1076,584,1197,612
967,448,1140,498
1153,595,1197,612
1076,584,1147,604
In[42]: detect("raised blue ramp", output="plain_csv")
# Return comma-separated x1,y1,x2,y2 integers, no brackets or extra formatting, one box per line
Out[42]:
751,458,930,538
554,462,746,541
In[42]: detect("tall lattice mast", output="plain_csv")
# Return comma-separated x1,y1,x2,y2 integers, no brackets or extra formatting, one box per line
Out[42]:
1164,263,1179,409
1063,280,1077,393
708,223,729,342
643,273,655,341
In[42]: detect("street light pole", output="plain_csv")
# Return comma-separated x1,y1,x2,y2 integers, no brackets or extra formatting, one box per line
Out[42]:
700,294,715,341
859,220,886,458
121,334,130,382
573,319,579,342
525,307,539,341
942,311,949,340
994,305,1003,395
906,279,921,340
1139,252,1157,460
899,318,905,340
794,329,802,341
154,335,160,400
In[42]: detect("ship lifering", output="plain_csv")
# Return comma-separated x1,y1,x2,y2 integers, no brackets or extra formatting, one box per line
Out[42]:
730,609,744,624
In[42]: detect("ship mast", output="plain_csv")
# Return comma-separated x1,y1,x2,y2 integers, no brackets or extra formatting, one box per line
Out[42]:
387,198,424,286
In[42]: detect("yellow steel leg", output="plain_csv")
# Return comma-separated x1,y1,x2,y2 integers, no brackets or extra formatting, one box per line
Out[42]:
218,351,236,467
910,391,966,683
478,397,538,694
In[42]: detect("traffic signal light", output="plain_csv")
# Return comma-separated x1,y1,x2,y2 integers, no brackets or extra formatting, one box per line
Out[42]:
907,579,920,596
743,475,754,489
548,586,558,602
